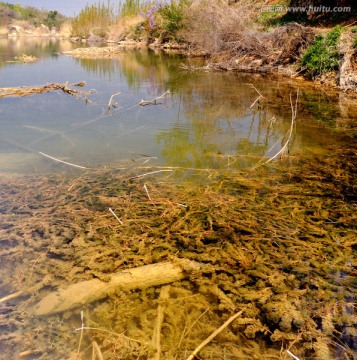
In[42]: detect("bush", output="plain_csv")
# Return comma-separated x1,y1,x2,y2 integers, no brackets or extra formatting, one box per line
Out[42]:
132,1,188,42
158,1,187,41
301,26,342,78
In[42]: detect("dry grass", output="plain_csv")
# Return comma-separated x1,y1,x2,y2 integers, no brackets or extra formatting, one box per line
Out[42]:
108,14,145,42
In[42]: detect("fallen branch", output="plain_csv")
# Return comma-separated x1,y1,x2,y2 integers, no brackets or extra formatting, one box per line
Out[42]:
108,207,123,225
92,341,104,360
186,310,243,360
149,286,170,360
30,260,201,316
0,291,23,304
263,90,298,164
0,81,92,101
287,350,301,360
139,90,170,106
144,184,152,202
107,91,121,111
252,90,299,170
246,83,266,109
128,169,174,180
39,151,90,170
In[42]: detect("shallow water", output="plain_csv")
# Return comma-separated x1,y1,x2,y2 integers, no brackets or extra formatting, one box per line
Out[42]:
0,38,356,360
0,37,355,175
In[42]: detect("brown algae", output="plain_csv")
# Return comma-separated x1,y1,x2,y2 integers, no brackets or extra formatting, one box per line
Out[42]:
0,144,356,360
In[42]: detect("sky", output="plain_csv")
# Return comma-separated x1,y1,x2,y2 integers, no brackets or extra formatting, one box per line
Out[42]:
4,0,104,17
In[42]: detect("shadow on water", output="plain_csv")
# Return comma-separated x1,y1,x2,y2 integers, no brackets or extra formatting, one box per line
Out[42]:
0,38,356,360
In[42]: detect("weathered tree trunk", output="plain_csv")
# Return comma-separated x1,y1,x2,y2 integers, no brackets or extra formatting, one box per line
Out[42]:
30,260,201,316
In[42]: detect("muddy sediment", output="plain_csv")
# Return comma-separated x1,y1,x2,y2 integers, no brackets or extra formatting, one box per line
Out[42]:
0,144,356,359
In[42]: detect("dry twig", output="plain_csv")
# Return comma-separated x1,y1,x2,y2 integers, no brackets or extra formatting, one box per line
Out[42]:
0,291,23,304
149,286,171,360
92,341,104,360
108,207,123,225
139,90,170,106
107,91,121,111
186,310,243,360
39,152,90,170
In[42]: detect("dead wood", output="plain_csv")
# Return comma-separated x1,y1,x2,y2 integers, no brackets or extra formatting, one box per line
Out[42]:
0,81,91,100
30,260,201,316
149,286,171,360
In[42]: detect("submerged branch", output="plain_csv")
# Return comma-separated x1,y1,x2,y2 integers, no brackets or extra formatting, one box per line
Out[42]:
186,310,243,360
108,91,121,111
30,260,202,315
0,81,92,102
252,90,299,170
39,152,90,170
139,91,170,106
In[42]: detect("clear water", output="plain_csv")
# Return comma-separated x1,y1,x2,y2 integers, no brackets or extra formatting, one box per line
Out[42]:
0,37,356,360
0,37,354,175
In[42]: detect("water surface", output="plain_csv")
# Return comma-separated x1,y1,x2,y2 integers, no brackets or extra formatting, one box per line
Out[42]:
0,37,354,175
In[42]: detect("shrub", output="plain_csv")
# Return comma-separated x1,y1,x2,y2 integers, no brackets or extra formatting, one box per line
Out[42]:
158,0,188,41
301,26,342,78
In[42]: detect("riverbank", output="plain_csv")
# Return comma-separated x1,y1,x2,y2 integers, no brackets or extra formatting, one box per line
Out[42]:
67,0,357,92
0,21,71,38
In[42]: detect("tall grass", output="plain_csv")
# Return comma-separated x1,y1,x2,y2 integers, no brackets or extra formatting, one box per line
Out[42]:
72,0,190,41
118,0,143,18
71,1,115,38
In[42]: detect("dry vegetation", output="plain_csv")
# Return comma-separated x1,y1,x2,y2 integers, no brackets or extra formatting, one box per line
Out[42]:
0,82,91,100
181,1,314,73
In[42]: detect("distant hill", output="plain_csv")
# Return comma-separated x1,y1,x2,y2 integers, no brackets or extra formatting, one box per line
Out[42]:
0,1,67,30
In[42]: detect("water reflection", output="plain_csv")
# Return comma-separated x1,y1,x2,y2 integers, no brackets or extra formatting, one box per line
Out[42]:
74,49,184,93
0,37,86,68
0,38,355,176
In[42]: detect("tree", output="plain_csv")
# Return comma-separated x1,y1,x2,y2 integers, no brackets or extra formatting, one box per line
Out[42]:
45,10,58,29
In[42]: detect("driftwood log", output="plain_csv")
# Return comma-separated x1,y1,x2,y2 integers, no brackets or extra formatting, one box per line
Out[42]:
30,260,201,316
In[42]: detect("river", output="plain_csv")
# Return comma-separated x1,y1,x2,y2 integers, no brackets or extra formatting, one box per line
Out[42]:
0,37,354,174
0,37,356,360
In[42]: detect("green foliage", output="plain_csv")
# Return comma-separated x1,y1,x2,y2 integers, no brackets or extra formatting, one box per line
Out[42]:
158,1,187,41
133,0,189,42
118,0,143,18
301,26,342,78
0,1,66,28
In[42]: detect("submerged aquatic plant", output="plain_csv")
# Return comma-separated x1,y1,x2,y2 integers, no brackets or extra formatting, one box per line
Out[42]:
0,142,356,359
